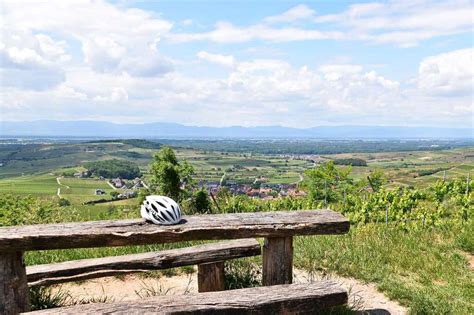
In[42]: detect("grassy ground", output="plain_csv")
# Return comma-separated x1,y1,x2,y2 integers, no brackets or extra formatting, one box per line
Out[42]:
294,223,474,314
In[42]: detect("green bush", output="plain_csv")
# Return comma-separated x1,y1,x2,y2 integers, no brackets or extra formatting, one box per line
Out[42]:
58,198,70,207
224,259,261,290
0,194,80,226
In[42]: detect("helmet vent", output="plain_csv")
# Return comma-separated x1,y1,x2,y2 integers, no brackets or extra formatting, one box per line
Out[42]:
161,210,172,222
156,201,166,208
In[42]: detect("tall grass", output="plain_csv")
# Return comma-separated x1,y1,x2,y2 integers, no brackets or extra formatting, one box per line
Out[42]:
294,223,474,314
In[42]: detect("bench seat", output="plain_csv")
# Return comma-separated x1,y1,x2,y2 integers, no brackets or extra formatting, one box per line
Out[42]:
27,281,348,314
27,239,261,287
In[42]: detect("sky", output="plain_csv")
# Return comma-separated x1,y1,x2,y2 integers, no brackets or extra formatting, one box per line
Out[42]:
0,0,473,128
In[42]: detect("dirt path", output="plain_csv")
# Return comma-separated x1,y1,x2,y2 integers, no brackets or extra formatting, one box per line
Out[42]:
294,269,407,315
52,269,407,314
462,251,474,270
53,273,197,303
56,177,70,189
107,181,117,190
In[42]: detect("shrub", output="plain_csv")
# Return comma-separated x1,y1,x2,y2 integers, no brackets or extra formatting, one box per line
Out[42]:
58,198,70,207
224,259,261,290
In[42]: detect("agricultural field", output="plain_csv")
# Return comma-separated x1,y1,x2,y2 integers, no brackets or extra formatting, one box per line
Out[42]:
0,140,472,209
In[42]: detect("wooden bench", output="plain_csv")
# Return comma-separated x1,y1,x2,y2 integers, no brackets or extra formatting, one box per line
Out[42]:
27,239,261,288
0,209,349,313
28,281,348,314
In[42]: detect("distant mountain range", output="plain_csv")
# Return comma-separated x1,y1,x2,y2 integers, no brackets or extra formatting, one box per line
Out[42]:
0,120,472,139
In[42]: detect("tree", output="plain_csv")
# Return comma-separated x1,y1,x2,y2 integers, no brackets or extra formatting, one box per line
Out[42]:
149,146,194,201
302,161,352,203
367,169,386,192
110,191,119,200
84,159,141,179
191,189,212,214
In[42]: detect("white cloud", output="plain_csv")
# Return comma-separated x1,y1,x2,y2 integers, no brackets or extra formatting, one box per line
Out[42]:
94,87,129,102
197,51,235,67
2,0,173,86
172,1,473,47
171,22,343,43
416,48,473,96
182,19,193,26
264,5,316,24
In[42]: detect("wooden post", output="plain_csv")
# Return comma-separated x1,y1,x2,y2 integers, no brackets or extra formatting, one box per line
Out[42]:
0,252,30,314
262,236,293,286
198,262,225,292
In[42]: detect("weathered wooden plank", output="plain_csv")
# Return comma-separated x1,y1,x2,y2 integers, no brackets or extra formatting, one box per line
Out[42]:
262,236,293,286
27,239,260,287
28,281,348,314
0,210,349,252
1,252,30,314
198,262,225,292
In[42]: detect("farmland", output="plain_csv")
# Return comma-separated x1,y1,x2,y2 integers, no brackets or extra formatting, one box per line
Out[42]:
0,139,472,222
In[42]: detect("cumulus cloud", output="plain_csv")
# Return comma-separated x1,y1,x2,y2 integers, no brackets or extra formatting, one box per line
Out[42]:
416,48,473,96
2,0,173,84
0,32,68,90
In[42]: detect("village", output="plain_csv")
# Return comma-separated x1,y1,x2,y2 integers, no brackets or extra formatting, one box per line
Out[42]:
197,180,306,200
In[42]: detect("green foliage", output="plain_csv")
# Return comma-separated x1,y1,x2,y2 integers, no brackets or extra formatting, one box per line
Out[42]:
189,188,212,214
84,159,141,179
149,147,194,200
224,259,261,290
302,161,352,203
333,158,367,166
0,194,80,226
30,287,70,311
109,191,119,200
366,169,386,192
58,198,70,207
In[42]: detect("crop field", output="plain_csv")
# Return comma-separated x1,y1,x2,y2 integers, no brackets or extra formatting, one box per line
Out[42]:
0,141,472,204
0,140,472,218
0,174,58,197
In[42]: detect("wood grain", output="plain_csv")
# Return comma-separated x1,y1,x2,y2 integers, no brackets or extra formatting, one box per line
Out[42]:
29,281,348,314
0,210,349,252
263,236,293,286
0,252,30,314
27,239,260,287
198,262,225,292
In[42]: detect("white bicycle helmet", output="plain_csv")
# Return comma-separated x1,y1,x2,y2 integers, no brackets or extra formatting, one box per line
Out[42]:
141,195,182,225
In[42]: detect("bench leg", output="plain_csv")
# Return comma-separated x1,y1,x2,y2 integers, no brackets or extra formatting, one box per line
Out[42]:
198,262,225,292
0,252,30,314
263,236,293,286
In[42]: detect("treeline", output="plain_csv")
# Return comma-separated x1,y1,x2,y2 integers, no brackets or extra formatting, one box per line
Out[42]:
86,139,161,149
415,167,450,177
157,139,473,155
333,158,367,166
84,159,141,179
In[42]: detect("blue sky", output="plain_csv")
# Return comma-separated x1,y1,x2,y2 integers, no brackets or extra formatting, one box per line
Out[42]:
1,0,472,128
